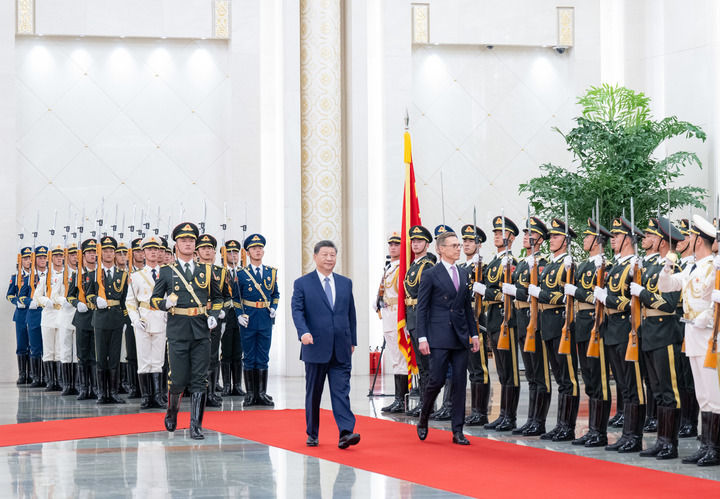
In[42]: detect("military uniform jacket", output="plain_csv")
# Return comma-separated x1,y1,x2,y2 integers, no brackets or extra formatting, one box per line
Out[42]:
459,260,486,326
512,252,546,339
84,266,128,330
211,264,232,327
32,268,70,328
380,260,400,333
637,258,681,351
126,266,167,333
67,267,96,330
403,254,435,331
6,272,30,323
26,271,45,329
150,260,223,341
572,255,604,343
604,254,635,346
483,251,517,336
537,253,573,341
232,264,280,331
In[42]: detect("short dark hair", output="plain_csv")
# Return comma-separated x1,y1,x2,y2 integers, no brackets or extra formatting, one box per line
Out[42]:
314,240,337,254
436,231,457,246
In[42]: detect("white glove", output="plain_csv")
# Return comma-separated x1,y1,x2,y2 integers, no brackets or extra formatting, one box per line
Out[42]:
526,255,535,270
96,297,108,309
630,282,645,297
269,308,277,318
472,282,486,297
712,289,720,304
502,283,517,297
593,286,607,305
238,315,249,327
38,296,51,308
694,313,710,329
564,283,577,296
17,301,26,309
77,302,88,313
219,309,226,320
165,294,177,307
133,320,146,334
714,255,720,270
470,253,480,265
29,299,38,310
528,284,541,298
207,316,218,329
663,258,674,273
54,296,68,307
500,256,509,267
563,255,573,269
591,254,603,267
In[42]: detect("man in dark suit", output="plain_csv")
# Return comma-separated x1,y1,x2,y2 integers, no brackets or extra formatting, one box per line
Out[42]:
291,240,360,449
416,231,480,445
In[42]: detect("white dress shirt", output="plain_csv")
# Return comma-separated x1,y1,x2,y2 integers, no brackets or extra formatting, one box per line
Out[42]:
176,258,195,275
316,269,335,307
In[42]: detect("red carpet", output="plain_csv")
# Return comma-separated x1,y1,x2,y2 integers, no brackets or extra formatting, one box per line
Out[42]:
1,410,718,497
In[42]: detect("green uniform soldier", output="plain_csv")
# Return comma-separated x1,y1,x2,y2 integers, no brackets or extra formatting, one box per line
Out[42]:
403,225,437,417
151,222,223,440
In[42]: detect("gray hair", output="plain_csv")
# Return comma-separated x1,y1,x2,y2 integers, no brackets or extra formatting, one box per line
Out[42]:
313,240,337,254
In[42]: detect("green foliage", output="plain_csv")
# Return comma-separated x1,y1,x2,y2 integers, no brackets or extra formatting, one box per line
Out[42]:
519,84,707,241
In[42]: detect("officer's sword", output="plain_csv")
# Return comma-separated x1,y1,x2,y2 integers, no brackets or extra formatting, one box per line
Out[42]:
129,204,136,236
49,209,58,249
111,203,118,238
200,200,207,235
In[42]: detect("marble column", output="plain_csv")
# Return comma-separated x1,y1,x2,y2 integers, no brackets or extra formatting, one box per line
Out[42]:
300,0,343,273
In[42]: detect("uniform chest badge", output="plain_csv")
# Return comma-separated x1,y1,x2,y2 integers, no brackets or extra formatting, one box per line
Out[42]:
248,286,253,292
410,272,416,277
586,271,592,277
174,285,180,291
200,273,204,278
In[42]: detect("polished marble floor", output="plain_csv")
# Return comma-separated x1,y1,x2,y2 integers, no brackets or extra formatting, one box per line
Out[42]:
1,374,718,497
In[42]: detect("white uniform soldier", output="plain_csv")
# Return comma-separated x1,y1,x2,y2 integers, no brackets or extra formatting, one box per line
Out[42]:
658,214,720,467
126,235,168,409
32,245,67,392
58,243,80,395
379,232,407,413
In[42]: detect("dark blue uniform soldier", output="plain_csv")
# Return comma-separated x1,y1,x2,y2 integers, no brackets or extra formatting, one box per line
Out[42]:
27,245,49,387
233,233,279,407
6,246,34,384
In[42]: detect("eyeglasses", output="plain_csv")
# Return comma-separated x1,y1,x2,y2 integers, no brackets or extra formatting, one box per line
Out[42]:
442,243,461,249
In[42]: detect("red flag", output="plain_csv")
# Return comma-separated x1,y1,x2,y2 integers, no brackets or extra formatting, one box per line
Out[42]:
397,131,421,382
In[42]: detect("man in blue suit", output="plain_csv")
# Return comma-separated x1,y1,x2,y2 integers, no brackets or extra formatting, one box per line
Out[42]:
291,240,360,449
416,231,480,445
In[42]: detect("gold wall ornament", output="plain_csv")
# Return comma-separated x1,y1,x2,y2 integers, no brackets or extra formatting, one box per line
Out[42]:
557,6,574,48
300,0,343,273
214,0,230,39
17,0,35,35
412,3,429,45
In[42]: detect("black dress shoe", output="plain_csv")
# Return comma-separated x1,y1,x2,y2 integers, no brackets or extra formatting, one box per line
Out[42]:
338,432,361,449
306,436,318,447
417,422,428,441
452,432,470,445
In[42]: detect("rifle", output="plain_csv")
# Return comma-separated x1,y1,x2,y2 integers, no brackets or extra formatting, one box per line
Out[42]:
63,205,71,294
29,212,39,295
587,201,604,358
241,203,248,267
96,199,107,301
704,194,720,369
76,208,86,303
497,211,512,350
625,198,640,362
375,255,391,319
16,219,25,289
559,202,573,355
220,202,229,268
473,207,484,321
524,206,538,353
45,209,58,297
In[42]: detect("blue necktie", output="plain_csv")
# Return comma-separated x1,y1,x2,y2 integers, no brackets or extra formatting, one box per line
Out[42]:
324,277,333,308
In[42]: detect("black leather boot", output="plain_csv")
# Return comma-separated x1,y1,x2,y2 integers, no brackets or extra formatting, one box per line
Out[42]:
524,392,551,436
118,362,129,394
609,386,624,427
585,398,610,447
641,405,668,457
514,388,537,435
231,362,246,396
542,394,563,440
127,361,141,399
431,379,453,421
16,355,28,385
108,368,126,404
656,407,681,460
243,370,256,406
486,385,507,429
221,362,232,396
76,365,89,400
618,403,644,453
189,392,206,440
88,365,99,399
683,411,711,463
643,388,657,433
465,382,489,425
382,375,406,413
165,391,182,431
574,398,597,445
697,412,720,467
496,385,518,432
139,373,152,409
151,373,165,408
257,369,274,406
206,369,223,407
679,391,699,438
96,369,110,404
61,363,75,395
553,394,577,441
44,362,57,392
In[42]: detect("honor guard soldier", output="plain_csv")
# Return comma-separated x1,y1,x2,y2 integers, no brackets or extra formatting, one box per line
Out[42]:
7,246,33,385
402,225,436,417
504,217,551,436
126,235,168,409
33,244,68,392
233,234,279,407
131,238,145,271
594,217,647,453
378,232,407,414
116,242,139,398
59,242,79,396
566,218,612,447
675,219,700,438
474,216,519,432
67,239,99,399
195,233,228,407
222,239,245,397
459,224,492,426
660,214,720,466
84,236,128,404
151,222,224,440
27,245,48,387
632,217,684,459
528,218,580,441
